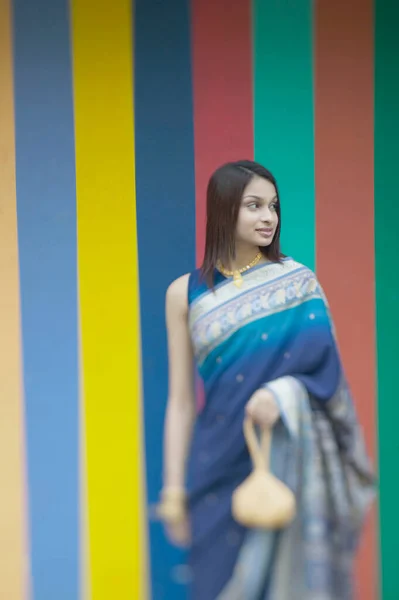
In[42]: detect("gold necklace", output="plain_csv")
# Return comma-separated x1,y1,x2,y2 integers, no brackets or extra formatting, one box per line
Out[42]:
217,252,262,288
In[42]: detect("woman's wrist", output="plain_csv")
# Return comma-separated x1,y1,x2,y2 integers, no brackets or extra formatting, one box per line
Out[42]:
158,487,187,523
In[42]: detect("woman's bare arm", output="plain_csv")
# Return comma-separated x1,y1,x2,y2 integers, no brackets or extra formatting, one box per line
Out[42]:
163,274,196,491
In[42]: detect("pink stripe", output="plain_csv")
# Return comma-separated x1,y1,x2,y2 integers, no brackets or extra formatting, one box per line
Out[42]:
191,0,254,266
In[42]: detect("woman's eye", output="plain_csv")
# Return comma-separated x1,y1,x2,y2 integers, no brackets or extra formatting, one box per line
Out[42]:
247,202,258,210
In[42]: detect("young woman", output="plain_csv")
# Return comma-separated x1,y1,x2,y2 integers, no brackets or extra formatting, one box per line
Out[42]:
158,160,374,599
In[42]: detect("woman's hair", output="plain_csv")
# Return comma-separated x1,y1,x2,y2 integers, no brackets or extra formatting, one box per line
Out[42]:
201,160,283,286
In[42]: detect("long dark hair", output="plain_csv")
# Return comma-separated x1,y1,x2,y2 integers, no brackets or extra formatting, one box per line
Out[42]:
201,160,283,287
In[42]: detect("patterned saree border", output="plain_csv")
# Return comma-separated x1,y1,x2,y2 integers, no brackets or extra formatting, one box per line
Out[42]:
189,259,303,324
191,264,324,365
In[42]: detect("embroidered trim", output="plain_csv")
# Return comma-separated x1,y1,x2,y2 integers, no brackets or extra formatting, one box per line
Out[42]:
190,265,322,365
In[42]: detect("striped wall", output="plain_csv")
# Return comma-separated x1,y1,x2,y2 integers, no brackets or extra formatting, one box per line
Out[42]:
0,0,397,598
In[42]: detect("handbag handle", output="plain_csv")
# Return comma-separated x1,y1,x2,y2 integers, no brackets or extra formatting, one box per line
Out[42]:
243,417,271,471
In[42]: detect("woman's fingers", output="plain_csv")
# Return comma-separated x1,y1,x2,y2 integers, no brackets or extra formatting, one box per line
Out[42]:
165,518,191,548
246,389,279,426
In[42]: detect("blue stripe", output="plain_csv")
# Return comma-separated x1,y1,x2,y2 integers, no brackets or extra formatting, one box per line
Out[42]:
12,2,79,599
134,0,196,597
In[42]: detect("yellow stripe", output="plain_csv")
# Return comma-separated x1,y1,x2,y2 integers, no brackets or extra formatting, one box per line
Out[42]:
70,1,148,598
0,2,29,598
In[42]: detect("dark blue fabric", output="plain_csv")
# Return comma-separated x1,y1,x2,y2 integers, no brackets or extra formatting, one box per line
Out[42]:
185,262,342,599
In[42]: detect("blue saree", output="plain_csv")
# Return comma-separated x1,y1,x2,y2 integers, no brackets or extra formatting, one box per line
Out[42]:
186,258,374,600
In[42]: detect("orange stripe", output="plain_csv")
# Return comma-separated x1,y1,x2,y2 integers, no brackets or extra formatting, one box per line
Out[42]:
314,1,377,598
0,2,29,598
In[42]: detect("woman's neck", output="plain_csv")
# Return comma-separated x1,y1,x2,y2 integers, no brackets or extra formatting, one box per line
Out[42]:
228,245,262,271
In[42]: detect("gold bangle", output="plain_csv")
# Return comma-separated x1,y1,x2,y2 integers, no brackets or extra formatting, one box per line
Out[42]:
160,487,186,501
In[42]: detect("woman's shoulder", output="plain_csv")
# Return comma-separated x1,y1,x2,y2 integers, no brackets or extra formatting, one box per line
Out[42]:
166,273,190,302
281,258,327,301
165,274,191,323
166,267,202,302
278,258,323,293
166,267,207,310
281,257,316,278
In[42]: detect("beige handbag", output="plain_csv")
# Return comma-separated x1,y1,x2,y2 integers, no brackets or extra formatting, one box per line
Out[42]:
232,417,296,529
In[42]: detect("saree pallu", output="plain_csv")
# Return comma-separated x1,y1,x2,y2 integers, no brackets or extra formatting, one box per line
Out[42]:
185,259,374,600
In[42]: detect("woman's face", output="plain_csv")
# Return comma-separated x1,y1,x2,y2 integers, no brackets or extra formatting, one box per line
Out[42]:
236,176,279,249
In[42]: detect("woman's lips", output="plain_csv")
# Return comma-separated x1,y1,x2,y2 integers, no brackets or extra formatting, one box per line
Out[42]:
256,228,274,238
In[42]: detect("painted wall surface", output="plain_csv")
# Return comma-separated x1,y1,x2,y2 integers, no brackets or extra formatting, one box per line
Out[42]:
0,0,397,599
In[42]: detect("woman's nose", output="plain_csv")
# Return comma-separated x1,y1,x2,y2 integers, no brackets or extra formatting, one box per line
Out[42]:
260,207,272,222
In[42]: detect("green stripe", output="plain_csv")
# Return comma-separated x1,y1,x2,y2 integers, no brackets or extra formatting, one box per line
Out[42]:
375,1,399,598
253,0,315,270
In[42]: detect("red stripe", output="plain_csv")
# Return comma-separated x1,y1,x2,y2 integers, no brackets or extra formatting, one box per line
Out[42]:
191,0,254,265
314,1,377,598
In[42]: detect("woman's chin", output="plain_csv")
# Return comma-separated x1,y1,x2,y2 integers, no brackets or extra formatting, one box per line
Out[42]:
255,236,274,247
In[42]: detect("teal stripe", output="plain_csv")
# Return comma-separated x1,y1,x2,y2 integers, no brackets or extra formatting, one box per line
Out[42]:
375,1,399,598
253,0,315,270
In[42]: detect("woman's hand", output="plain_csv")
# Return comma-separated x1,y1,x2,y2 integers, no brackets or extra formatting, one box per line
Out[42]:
165,514,191,548
246,388,280,427
158,488,191,548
